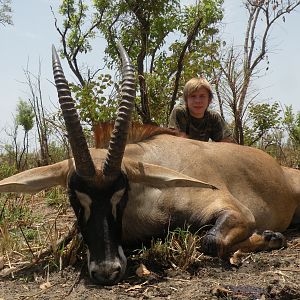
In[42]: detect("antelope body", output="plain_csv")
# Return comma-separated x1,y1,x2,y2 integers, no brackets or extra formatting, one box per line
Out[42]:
0,44,299,285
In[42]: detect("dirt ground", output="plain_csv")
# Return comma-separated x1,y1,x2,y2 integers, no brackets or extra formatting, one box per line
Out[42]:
0,201,300,300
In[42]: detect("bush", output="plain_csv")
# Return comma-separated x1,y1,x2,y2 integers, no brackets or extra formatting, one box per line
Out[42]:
0,160,17,180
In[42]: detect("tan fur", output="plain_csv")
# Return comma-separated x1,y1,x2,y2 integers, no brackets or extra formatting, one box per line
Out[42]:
281,166,300,224
0,160,72,193
93,122,178,148
121,134,300,252
0,132,299,256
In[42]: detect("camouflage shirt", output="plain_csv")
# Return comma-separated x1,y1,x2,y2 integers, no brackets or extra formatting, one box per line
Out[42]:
168,105,232,142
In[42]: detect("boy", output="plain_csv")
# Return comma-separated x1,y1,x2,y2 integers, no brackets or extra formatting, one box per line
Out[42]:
168,77,233,142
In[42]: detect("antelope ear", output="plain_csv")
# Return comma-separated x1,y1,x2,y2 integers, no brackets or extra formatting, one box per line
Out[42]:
0,160,73,194
123,160,217,190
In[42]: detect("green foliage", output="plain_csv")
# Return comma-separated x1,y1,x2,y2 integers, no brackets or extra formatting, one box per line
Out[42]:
242,103,299,168
0,196,40,259
283,105,300,147
146,72,173,125
102,0,223,80
282,105,300,167
47,141,69,163
0,0,13,26
70,74,116,124
125,0,221,121
16,99,35,132
0,193,76,267
45,187,69,209
57,0,224,125
175,0,223,74
0,195,37,226
244,102,282,146
59,0,94,56
101,0,181,63
0,160,17,180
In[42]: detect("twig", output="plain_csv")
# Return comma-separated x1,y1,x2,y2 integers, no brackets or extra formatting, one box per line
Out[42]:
12,250,27,258
22,281,60,300
0,224,77,277
162,276,191,282
19,225,35,258
125,280,150,292
65,262,84,297
33,223,77,260
31,222,77,269
42,205,64,249
5,250,14,279
0,197,9,219
279,268,300,272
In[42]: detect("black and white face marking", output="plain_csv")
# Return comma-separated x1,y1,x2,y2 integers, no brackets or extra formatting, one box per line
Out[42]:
110,188,126,220
68,172,129,285
75,191,92,222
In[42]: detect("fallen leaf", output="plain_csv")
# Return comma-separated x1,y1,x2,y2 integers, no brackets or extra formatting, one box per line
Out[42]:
136,263,151,277
230,250,245,266
0,267,17,277
211,286,232,297
126,284,143,292
39,281,52,290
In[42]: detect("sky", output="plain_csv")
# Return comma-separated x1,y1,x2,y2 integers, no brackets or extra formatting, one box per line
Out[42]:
0,0,299,140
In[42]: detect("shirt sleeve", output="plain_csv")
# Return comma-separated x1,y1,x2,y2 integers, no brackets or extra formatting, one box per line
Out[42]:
168,106,188,133
210,113,232,142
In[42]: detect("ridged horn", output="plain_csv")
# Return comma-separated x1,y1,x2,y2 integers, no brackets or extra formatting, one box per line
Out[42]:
103,42,136,178
52,45,96,178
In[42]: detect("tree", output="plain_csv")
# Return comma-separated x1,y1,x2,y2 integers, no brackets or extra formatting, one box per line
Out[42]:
282,105,300,167
214,0,300,144
53,0,223,125
0,0,13,26
3,119,20,172
23,61,51,166
243,101,282,146
101,0,223,124
283,105,300,147
103,0,183,124
15,100,35,170
52,0,116,126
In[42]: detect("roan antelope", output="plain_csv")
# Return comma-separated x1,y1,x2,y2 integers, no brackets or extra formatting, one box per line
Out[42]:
0,43,299,285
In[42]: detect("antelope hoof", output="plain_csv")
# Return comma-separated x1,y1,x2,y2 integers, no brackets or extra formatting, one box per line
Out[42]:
262,230,287,249
201,231,224,257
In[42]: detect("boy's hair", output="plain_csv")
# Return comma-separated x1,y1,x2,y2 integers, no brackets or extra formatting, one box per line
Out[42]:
183,77,213,102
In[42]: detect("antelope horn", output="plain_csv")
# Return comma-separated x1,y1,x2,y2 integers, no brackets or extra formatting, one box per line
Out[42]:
52,45,96,178
103,42,136,178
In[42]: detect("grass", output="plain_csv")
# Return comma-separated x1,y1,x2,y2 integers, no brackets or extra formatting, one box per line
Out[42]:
0,161,17,181
139,226,205,271
45,187,69,209
0,188,75,276
1,189,206,279
0,193,40,256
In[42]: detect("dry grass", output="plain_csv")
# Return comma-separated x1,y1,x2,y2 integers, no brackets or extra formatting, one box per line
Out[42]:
1,191,206,280
139,227,205,271
0,188,79,278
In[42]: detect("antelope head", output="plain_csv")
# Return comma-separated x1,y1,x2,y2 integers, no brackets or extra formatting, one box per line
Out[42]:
52,42,135,285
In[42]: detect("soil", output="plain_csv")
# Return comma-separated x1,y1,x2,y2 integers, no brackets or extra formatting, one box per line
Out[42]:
0,201,300,300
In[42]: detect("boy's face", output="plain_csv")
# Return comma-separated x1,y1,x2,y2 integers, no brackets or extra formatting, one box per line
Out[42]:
186,87,210,118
